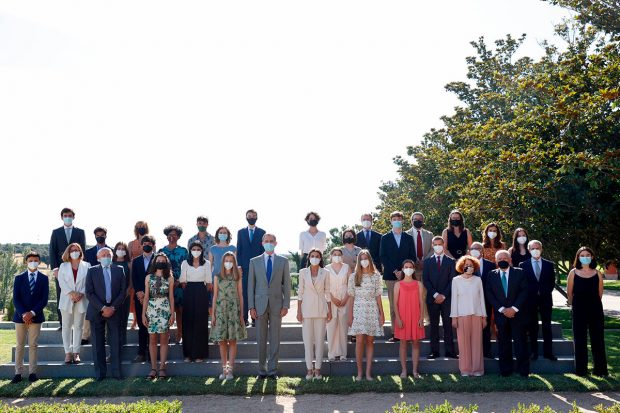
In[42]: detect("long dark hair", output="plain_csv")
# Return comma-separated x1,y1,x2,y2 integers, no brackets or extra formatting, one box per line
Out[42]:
445,209,465,233
149,252,172,278
186,241,206,266
482,222,503,248
511,227,529,251
306,248,325,268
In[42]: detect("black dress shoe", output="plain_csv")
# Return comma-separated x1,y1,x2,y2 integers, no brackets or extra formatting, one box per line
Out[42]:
483,353,493,359
96,377,105,382
256,374,267,380
10,374,22,384
28,374,38,382
445,352,458,359
530,353,539,361
81,339,90,345
544,354,558,361
427,353,439,359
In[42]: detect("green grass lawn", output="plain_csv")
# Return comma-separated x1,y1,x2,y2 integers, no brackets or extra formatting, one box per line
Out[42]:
558,277,620,291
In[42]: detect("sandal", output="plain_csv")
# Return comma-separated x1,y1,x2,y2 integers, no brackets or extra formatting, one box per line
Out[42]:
158,363,167,379
219,366,228,380
64,354,73,364
73,354,81,364
147,369,157,380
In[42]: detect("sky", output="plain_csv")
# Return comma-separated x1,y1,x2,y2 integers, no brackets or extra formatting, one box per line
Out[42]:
0,0,572,253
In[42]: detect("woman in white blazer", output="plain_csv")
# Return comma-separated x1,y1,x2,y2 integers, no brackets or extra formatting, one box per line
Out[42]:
297,248,332,380
57,243,90,364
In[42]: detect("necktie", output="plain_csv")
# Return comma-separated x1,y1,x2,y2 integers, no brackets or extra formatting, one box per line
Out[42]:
249,228,254,243
365,231,370,246
436,255,441,272
416,230,423,260
266,256,273,284
501,271,508,296
104,267,112,303
65,227,71,243
534,260,541,281
29,274,36,295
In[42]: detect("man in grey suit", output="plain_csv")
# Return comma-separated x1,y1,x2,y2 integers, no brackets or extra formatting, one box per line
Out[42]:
248,233,291,379
85,247,127,381
405,211,434,271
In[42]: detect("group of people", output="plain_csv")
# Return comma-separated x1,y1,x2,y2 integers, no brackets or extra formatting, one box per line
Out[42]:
8,207,608,383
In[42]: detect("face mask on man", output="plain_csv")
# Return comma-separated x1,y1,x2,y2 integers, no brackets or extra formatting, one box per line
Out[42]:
307,219,319,227
142,245,153,253
470,249,481,258
63,217,73,226
413,220,423,229
263,243,275,253
99,257,112,267
530,249,541,258
497,260,510,270
392,220,403,229
96,236,106,244
433,245,444,254
27,261,39,271
361,220,372,229
247,218,257,226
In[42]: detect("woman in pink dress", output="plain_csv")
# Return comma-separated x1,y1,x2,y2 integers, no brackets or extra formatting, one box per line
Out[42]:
393,259,425,378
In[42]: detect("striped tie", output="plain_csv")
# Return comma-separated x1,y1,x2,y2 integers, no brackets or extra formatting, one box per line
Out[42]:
29,274,36,295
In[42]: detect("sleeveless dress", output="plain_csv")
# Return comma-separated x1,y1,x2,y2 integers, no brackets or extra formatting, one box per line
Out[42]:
146,274,171,334
511,249,531,268
347,273,384,337
447,229,468,260
210,275,247,341
393,280,425,340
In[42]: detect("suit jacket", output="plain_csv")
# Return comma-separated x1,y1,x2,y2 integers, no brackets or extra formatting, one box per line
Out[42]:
405,227,434,260
422,254,456,304
380,231,416,281
519,258,555,305
12,271,49,324
85,264,127,321
85,245,111,267
236,226,266,271
356,229,382,272
485,267,528,326
49,226,86,269
298,267,330,318
475,258,496,292
131,254,153,294
57,260,91,313
248,253,291,316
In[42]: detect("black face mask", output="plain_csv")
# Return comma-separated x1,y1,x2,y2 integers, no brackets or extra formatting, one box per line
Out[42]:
497,260,510,270
247,218,257,226
308,219,319,227
344,237,355,244
138,228,147,236
96,236,106,244
413,220,423,229
450,219,462,227
142,245,153,253
155,262,168,270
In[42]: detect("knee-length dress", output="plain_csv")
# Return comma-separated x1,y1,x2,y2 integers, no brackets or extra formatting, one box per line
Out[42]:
210,275,247,341
347,273,384,337
146,274,171,334
393,280,425,340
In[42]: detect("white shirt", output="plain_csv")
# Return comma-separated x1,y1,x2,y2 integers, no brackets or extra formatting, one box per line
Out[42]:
450,275,487,317
299,230,327,254
180,260,213,284
497,268,519,313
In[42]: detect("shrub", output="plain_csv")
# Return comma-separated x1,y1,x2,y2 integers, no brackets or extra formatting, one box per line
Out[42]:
0,400,182,413
390,402,620,413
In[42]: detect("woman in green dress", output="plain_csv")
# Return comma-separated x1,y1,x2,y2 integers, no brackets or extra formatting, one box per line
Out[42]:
210,252,246,380
142,253,175,379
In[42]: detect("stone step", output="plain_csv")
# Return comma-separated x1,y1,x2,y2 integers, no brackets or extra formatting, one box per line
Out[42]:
0,356,575,378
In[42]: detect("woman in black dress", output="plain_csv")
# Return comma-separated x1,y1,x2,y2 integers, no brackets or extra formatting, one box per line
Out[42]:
442,210,472,260
508,227,531,268
567,246,608,376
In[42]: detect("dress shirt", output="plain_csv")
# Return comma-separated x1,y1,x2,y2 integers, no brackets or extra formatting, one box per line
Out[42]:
143,253,153,271
27,271,39,316
531,257,542,281
432,254,445,298
392,230,402,248
180,260,213,284
264,253,274,270
299,230,327,254
497,268,519,313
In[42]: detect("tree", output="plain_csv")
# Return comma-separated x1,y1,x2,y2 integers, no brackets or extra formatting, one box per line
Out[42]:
0,247,24,315
544,0,620,39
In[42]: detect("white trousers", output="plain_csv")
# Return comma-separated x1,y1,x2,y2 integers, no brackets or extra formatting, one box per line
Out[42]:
60,307,85,354
326,304,348,359
302,318,326,370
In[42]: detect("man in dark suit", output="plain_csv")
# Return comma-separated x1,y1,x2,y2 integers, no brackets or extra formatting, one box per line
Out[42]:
356,213,382,272
85,247,127,381
130,235,155,363
237,209,266,326
519,240,557,361
422,236,457,358
49,207,86,327
470,241,496,358
11,252,49,384
85,227,111,266
379,211,416,342
486,250,530,377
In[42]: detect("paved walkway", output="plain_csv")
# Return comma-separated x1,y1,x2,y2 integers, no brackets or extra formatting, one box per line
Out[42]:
3,392,619,412
553,288,620,318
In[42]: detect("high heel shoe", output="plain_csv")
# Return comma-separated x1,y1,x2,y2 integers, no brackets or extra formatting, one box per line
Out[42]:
219,366,228,380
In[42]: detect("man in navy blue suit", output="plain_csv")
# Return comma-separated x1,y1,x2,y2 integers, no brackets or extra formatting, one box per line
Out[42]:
49,207,85,327
237,209,266,326
470,241,496,358
12,252,49,383
85,227,111,266
379,211,416,341
131,235,156,363
356,213,382,272
519,240,557,361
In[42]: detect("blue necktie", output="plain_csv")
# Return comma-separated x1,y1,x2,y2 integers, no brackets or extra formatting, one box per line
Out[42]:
501,271,508,296
266,256,273,284
65,227,71,243
249,228,254,243
534,260,541,281
365,231,370,245
29,274,36,295
104,267,112,303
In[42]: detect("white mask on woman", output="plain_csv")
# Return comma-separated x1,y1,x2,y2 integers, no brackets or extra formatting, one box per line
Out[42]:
487,231,497,239
115,249,127,258
517,236,527,245
403,268,415,277
70,251,81,260
360,259,370,268
223,261,234,270
309,257,321,266
191,250,202,258
331,255,342,264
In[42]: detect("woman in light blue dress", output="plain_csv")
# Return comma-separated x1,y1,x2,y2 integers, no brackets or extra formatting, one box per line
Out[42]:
208,226,237,277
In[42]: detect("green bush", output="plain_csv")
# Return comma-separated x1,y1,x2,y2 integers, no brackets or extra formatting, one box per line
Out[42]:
0,400,181,413
390,402,620,413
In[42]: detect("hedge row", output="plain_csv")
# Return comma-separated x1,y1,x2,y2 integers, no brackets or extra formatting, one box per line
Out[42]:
0,400,181,413
389,401,620,413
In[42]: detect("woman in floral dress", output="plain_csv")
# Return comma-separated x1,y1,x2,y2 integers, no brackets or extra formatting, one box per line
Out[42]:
142,253,175,379
210,252,246,380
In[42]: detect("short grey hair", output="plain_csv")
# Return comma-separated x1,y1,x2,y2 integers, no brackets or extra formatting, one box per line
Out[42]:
470,241,483,249
262,233,277,242
528,240,542,249
495,249,510,260
411,211,425,220
97,247,113,257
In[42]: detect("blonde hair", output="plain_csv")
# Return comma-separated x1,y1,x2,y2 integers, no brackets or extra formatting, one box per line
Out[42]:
61,243,84,263
220,251,241,281
354,249,377,286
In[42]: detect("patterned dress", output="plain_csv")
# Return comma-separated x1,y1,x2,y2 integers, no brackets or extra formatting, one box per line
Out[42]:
347,273,384,337
210,275,247,341
159,245,188,306
146,274,171,334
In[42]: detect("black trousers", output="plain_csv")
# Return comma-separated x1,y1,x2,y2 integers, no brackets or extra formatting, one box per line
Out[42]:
428,299,455,355
55,278,62,326
182,282,209,359
497,317,529,376
527,296,553,357
572,301,608,376
134,296,148,356
119,295,130,346
90,312,121,379
482,300,493,357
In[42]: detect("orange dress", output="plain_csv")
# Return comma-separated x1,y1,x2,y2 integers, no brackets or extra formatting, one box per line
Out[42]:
482,242,506,263
394,280,425,340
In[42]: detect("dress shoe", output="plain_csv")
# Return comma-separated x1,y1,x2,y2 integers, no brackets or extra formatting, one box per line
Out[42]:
268,374,279,380
530,353,538,361
28,374,38,382
544,354,558,361
445,352,458,359
256,374,267,380
427,353,439,359
81,339,90,345
96,377,105,382
483,353,493,359
10,374,22,384
133,355,145,363
387,335,400,343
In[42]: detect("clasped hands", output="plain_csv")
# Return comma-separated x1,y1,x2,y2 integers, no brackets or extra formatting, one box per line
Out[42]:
101,306,115,318
502,307,517,318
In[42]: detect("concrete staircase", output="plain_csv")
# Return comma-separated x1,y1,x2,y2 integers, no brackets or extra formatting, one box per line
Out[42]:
1,321,574,378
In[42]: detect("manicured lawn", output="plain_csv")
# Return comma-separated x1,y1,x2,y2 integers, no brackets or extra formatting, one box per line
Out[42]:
552,307,620,330
0,330,14,365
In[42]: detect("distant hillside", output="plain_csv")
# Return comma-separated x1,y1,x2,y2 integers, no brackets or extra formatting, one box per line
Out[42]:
0,244,50,267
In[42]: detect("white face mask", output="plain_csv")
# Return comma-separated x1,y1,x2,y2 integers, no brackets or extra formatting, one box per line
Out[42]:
191,250,202,258
403,268,415,277
361,220,372,229
27,261,39,271
470,249,481,258
223,261,234,270
115,249,127,257
517,236,527,245
360,259,370,268
487,231,497,240
309,257,321,266
331,255,342,264
70,251,81,260
433,245,444,254
530,249,541,258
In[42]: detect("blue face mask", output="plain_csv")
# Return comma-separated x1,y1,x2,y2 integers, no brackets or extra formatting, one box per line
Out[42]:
63,217,74,226
99,257,112,267
392,220,403,229
218,234,228,242
263,243,275,253
579,256,592,266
